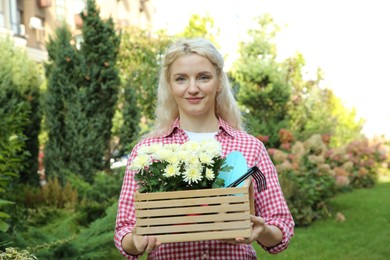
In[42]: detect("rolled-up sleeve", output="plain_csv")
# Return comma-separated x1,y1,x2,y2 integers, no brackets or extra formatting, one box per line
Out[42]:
255,142,295,253
114,148,140,259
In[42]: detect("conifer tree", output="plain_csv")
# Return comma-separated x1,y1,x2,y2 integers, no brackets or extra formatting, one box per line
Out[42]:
117,85,140,155
44,25,81,181
77,0,120,173
44,0,120,182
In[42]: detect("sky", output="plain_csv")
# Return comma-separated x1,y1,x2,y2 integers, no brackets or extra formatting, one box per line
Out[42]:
152,0,390,138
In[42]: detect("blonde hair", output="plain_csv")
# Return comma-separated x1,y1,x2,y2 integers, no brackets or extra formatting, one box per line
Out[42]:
148,38,243,137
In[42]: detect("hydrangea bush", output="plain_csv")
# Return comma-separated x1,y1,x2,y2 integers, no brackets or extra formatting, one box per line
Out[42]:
263,129,389,226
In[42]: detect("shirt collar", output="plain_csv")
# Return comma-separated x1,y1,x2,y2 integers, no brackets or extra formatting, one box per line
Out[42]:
217,117,237,138
163,117,237,138
163,118,181,137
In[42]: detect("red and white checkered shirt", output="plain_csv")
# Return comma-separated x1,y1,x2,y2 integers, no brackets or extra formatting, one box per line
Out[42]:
115,118,294,259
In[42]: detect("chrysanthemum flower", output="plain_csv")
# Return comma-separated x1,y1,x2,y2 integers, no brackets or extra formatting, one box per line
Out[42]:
129,154,150,171
205,168,215,180
183,167,202,184
163,164,180,177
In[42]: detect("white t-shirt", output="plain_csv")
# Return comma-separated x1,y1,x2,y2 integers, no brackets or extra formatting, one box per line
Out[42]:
185,131,217,141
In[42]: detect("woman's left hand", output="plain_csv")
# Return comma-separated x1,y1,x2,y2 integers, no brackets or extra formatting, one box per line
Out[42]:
222,215,266,245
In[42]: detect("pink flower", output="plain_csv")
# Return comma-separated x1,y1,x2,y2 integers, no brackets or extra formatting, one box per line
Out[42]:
256,135,269,143
335,175,350,187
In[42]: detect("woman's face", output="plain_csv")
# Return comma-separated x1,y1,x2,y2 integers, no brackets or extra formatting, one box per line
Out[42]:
169,53,220,120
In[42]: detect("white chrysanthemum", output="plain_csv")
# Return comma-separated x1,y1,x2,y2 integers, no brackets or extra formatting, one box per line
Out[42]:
183,167,203,184
175,150,188,162
183,140,200,152
138,143,163,155
205,168,215,180
185,154,200,166
137,144,150,155
154,148,173,161
129,154,150,171
163,164,180,177
165,153,180,165
201,140,222,157
166,143,180,152
198,152,213,165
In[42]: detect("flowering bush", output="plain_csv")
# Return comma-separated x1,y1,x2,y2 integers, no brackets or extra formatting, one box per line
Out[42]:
262,129,389,226
130,140,229,193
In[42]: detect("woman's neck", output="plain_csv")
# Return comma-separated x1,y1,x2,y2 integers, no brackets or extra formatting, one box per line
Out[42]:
179,114,219,133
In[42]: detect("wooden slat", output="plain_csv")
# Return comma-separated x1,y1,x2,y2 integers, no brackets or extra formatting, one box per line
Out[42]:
152,229,252,243
136,212,249,226
135,186,247,201
135,194,248,209
135,203,249,217
136,220,250,235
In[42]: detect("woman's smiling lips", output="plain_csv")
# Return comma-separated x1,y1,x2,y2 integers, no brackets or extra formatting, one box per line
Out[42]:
186,97,204,104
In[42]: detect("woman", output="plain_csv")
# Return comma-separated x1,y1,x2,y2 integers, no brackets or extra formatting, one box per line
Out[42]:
114,38,294,259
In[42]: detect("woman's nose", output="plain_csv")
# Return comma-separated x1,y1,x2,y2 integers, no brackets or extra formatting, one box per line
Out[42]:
188,79,199,94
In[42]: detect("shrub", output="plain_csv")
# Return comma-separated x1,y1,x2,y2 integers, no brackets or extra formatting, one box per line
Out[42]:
0,247,37,260
0,38,42,185
0,38,41,233
266,130,388,226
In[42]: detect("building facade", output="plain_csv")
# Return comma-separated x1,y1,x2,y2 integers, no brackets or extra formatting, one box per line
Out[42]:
0,0,154,62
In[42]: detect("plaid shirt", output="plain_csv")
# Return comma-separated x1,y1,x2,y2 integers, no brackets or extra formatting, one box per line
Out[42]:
115,118,294,259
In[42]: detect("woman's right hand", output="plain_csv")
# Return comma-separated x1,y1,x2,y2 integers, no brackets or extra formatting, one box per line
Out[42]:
132,234,161,255
122,233,161,256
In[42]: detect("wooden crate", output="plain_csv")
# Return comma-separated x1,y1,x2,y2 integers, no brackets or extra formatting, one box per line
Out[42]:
134,179,254,243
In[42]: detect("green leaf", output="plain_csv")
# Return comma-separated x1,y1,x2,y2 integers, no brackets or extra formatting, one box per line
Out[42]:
0,211,10,218
0,199,14,207
0,219,9,232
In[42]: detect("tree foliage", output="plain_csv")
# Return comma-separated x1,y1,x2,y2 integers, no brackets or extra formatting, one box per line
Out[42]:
44,0,120,182
0,39,41,232
79,0,121,169
116,27,171,155
232,14,363,147
44,25,81,181
231,14,291,147
0,39,42,185
285,53,363,146
178,14,219,45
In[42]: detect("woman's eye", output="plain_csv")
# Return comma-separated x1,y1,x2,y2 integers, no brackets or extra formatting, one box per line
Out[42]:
199,75,210,81
175,76,186,83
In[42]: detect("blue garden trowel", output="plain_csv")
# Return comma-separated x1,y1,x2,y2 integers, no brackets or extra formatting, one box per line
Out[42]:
218,151,267,192
218,151,248,188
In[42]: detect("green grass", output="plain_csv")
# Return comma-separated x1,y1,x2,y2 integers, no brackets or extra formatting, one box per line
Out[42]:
255,178,390,259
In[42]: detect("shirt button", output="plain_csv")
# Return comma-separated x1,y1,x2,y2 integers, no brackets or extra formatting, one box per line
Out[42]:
201,253,209,259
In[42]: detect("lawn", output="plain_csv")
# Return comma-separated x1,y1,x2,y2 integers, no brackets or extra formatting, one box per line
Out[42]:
255,177,390,259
